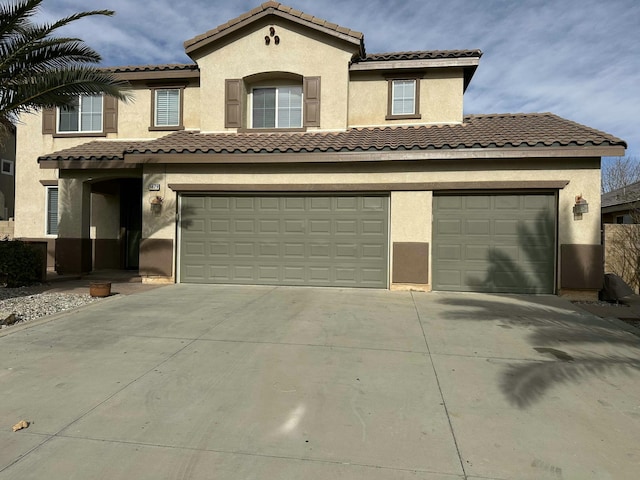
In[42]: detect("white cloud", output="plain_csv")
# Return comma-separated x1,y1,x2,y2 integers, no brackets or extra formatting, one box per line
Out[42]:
36,0,640,156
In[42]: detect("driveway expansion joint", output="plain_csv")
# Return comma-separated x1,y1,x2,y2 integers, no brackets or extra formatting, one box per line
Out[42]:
411,291,468,479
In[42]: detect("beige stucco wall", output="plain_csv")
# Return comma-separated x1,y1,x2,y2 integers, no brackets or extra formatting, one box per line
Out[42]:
140,157,600,288
193,19,356,132
91,192,120,240
142,166,177,240
117,85,201,136
348,70,464,127
14,112,59,239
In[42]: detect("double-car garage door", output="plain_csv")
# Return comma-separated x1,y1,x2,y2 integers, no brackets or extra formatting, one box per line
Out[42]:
179,195,389,288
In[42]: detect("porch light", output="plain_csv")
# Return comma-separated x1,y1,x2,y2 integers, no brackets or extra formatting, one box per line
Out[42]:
150,195,163,214
573,194,589,215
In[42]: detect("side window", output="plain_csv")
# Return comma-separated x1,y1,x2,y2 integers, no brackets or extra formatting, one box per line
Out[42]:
46,186,58,236
58,95,103,133
151,87,183,130
386,77,422,120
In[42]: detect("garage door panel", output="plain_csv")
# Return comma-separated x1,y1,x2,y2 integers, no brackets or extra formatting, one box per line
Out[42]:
258,243,279,257
180,195,388,287
336,197,358,210
433,194,556,294
278,268,299,283
494,219,520,236
363,197,386,210
208,197,229,210
494,195,520,209
310,197,331,210
210,242,229,256
362,219,385,235
467,196,491,209
284,197,305,210
466,244,490,261
467,219,490,235
336,220,357,234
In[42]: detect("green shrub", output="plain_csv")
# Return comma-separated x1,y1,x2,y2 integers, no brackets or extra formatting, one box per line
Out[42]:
0,240,44,287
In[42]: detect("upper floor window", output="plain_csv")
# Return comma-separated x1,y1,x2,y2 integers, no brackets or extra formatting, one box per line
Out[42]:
252,86,302,129
386,77,422,120
225,76,320,130
43,95,118,137
58,94,103,133
151,87,183,130
392,80,415,115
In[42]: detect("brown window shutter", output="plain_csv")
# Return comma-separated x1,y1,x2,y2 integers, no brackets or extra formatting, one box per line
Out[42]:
225,79,242,128
42,107,55,134
303,76,321,127
103,96,118,133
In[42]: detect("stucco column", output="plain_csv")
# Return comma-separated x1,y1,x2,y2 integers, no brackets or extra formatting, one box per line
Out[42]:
55,176,92,274
139,167,175,282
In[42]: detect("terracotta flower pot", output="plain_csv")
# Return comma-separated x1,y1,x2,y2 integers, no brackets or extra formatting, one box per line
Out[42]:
89,282,112,297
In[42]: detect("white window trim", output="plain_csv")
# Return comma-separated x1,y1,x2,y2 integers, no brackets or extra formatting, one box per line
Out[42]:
391,79,416,116
154,88,181,127
1,158,13,176
56,94,104,134
45,186,59,237
250,85,303,129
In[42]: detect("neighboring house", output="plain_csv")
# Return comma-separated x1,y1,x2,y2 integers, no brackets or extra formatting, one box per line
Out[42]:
13,1,626,297
0,125,16,221
601,180,640,224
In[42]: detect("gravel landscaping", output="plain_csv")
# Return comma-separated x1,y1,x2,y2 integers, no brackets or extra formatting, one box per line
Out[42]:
0,286,102,329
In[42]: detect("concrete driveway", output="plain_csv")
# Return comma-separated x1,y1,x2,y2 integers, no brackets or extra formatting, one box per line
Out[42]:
0,285,639,479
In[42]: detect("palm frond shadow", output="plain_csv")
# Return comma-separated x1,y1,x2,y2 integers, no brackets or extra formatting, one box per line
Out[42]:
435,294,640,408
502,356,640,408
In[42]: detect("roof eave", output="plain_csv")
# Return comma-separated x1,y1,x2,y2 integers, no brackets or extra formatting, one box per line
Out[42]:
349,56,480,71
113,69,200,82
121,145,625,165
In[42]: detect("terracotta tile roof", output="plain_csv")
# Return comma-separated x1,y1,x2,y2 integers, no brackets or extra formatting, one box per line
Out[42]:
38,113,626,162
104,64,199,74
40,140,151,162
357,50,483,63
184,2,363,55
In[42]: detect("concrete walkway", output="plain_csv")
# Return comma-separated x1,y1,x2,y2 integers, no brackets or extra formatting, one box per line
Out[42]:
0,285,638,479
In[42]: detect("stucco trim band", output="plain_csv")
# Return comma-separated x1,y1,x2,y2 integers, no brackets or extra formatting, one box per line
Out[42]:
168,181,569,193
124,147,624,164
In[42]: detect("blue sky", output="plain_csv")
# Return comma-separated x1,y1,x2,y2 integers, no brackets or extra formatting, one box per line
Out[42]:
39,0,639,158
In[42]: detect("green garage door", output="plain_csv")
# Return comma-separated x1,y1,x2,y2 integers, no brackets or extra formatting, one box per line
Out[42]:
180,195,388,287
433,193,556,293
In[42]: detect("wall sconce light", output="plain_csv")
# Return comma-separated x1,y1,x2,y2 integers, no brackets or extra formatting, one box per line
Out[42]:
150,195,163,214
573,194,589,215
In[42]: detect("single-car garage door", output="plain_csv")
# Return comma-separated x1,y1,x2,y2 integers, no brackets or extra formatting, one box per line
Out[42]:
432,193,556,293
180,195,388,287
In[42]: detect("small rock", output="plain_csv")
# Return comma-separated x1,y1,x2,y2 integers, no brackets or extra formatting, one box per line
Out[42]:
1,311,16,325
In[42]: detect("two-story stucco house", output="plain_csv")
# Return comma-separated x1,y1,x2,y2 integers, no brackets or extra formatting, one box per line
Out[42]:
13,2,626,298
